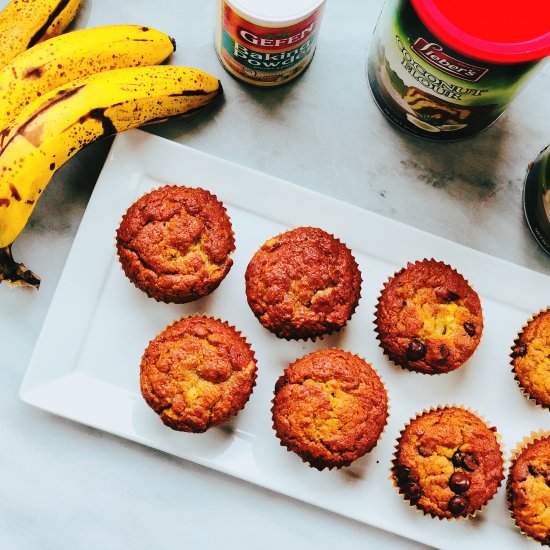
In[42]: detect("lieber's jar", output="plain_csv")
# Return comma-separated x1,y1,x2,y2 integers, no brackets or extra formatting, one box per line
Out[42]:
367,0,550,140
215,0,327,87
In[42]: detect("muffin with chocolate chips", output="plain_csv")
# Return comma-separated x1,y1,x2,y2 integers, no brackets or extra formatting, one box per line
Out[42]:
271,349,388,470
245,227,362,340
140,316,257,432
392,407,504,518
375,259,483,374
511,308,550,408
508,433,550,545
116,185,235,303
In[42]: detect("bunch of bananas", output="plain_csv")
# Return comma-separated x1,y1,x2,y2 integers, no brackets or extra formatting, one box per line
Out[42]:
0,0,222,288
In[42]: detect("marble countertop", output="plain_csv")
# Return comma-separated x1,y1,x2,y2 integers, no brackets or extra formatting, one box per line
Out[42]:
1,0,549,548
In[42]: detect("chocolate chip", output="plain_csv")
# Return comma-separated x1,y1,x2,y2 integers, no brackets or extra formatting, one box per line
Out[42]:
451,450,463,467
511,342,527,358
463,322,476,336
407,339,426,361
435,288,460,302
395,465,419,484
449,472,470,494
445,291,460,302
461,452,478,472
448,495,469,516
395,465,412,482
403,481,421,501
439,344,450,361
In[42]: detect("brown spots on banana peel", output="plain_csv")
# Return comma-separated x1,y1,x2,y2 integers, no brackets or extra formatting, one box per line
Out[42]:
23,66,44,79
9,184,20,201
0,198,10,207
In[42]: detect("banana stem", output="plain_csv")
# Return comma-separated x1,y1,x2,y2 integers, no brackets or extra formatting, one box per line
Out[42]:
0,245,40,288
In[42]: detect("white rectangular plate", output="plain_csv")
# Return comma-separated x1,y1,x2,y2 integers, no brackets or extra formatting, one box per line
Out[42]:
21,130,550,549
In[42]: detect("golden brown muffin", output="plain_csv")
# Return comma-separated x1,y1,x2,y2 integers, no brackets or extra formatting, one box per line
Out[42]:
375,259,483,374
140,316,257,433
271,349,388,470
511,308,550,408
245,227,362,340
116,185,235,304
508,434,550,545
392,407,504,519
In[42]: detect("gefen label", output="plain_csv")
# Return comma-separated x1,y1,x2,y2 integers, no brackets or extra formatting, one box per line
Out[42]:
215,1,326,87
367,0,541,140
411,38,489,83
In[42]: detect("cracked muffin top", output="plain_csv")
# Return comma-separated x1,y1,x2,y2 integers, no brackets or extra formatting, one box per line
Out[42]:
511,309,550,408
508,435,550,545
271,349,388,470
393,407,504,519
375,259,483,374
116,185,235,304
245,227,362,340
140,316,257,433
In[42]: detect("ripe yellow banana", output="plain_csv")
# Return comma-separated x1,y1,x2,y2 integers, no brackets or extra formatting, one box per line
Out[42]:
0,0,83,68
0,25,176,130
0,65,222,287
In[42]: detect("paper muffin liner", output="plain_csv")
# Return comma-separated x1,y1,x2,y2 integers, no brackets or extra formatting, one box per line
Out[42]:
114,184,236,304
510,306,550,410
373,258,484,376
140,313,258,431
390,404,505,521
245,227,363,343
270,348,390,471
507,430,550,546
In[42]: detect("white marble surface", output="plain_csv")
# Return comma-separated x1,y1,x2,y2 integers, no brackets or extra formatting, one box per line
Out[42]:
1,0,549,549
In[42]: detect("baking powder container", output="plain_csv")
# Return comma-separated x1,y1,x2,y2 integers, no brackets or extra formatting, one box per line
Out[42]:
524,145,550,257
367,0,550,140
215,0,326,87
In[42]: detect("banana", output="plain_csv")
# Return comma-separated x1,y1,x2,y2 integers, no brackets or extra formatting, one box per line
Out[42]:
0,65,222,288
0,0,83,68
0,25,176,129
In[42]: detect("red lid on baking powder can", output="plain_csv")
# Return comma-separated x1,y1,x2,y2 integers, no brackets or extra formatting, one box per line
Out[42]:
215,0,327,87
367,0,550,140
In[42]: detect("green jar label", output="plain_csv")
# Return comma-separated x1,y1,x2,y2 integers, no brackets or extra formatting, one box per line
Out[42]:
367,0,541,139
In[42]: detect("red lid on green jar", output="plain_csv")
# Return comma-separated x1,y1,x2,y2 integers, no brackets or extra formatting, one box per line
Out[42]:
411,0,550,63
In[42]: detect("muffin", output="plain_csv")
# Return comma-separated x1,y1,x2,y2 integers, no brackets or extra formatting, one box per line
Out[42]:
116,185,235,303
140,316,257,432
245,227,362,340
375,259,483,374
511,308,550,408
271,349,388,470
392,407,504,519
508,433,550,545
